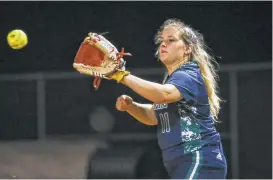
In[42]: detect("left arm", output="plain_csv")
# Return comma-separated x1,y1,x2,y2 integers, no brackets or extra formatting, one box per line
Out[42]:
120,74,183,104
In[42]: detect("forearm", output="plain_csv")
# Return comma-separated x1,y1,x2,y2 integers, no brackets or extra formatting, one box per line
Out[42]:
126,102,157,126
121,74,166,103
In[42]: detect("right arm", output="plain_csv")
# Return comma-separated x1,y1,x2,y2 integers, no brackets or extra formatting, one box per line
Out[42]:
126,102,158,126
116,95,158,126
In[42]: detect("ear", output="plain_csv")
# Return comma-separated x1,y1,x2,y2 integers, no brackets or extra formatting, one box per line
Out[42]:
184,45,192,55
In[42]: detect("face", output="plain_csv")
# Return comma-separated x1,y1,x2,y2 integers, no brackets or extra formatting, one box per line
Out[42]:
158,26,190,65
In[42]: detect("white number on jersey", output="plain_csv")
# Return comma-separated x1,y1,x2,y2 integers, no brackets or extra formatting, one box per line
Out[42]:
159,112,170,133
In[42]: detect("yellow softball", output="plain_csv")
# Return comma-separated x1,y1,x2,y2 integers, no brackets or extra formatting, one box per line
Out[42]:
7,29,28,50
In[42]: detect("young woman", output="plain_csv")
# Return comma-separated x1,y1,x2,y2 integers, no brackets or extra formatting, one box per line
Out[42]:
111,18,227,179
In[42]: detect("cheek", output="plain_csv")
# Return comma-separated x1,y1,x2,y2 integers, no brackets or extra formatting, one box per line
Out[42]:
179,49,186,57
177,45,187,56
170,46,184,58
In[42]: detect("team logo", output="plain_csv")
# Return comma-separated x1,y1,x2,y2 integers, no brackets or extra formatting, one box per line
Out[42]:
216,153,223,160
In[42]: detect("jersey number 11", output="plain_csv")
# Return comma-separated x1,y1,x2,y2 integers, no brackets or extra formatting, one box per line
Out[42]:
159,112,170,133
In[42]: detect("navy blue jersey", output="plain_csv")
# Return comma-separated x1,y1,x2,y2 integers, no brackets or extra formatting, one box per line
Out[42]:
154,61,222,162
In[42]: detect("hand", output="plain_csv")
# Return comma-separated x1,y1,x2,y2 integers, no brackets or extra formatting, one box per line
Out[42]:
116,95,133,112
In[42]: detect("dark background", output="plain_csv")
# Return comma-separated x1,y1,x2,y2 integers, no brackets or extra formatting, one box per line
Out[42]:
0,1,272,72
0,1,272,179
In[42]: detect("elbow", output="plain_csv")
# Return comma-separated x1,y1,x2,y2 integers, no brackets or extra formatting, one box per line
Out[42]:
154,99,166,104
153,95,168,104
153,95,180,104
154,92,170,104
149,86,171,104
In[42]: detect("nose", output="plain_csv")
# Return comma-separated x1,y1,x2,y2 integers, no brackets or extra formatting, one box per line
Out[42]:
161,42,167,48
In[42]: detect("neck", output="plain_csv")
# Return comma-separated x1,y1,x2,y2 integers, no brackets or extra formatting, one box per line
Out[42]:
166,59,188,75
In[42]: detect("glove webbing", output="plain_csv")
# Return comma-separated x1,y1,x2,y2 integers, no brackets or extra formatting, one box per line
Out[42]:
93,47,132,90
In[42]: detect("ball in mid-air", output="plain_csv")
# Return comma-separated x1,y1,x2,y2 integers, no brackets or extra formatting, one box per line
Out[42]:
7,29,28,50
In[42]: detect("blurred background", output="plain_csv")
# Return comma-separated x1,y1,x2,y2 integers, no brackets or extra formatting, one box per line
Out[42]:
0,1,272,179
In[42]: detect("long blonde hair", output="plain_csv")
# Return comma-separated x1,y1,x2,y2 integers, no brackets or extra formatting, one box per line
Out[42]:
155,18,221,121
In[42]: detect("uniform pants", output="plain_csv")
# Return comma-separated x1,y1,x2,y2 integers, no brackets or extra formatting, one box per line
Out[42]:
163,143,227,179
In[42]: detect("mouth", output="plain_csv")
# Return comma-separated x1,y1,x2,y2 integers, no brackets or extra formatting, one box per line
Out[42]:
160,50,167,54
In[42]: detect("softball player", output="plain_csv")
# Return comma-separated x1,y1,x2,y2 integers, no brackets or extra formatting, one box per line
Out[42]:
115,18,227,179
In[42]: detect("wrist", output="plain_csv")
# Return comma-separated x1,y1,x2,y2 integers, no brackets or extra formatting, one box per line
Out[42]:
120,73,130,84
111,70,130,83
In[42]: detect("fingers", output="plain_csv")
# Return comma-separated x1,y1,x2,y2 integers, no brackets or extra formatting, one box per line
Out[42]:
115,96,124,111
120,95,128,104
121,95,133,105
116,95,132,111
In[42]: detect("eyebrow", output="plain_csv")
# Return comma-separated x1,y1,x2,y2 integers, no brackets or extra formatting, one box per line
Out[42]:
159,35,176,39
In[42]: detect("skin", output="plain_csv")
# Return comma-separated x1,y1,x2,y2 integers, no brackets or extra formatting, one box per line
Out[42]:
115,26,191,125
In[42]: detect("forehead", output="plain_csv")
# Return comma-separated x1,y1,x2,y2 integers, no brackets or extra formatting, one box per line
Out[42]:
161,26,180,38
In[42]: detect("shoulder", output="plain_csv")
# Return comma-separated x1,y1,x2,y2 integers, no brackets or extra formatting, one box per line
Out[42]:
167,61,200,84
179,61,199,74
165,61,205,103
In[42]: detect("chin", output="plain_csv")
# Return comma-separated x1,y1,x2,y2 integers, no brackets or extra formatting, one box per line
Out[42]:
159,57,170,64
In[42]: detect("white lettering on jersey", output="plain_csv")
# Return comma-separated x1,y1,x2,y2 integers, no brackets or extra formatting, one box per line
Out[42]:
154,104,168,110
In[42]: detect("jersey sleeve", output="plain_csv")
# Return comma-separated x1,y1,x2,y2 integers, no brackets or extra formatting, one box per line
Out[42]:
166,70,201,103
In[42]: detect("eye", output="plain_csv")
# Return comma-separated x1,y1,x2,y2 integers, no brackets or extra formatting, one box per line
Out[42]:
167,39,177,43
156,38,178,46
